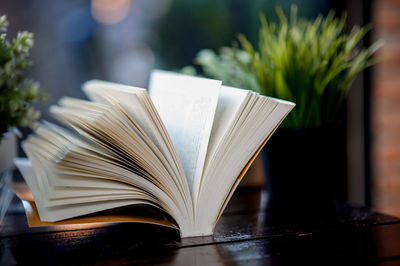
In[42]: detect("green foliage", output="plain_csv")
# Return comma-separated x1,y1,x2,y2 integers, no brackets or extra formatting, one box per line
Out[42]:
185,6,382,128
0,15,45,137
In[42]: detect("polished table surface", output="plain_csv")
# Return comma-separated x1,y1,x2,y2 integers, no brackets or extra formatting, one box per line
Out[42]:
1,187,400,265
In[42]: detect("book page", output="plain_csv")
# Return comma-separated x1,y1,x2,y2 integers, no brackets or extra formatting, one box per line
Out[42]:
82,81,179,175
196,95,295,229
82,81,191,207
149,70,221,198
204,86,251,168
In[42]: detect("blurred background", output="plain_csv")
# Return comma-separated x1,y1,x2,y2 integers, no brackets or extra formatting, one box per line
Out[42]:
2,0,399,216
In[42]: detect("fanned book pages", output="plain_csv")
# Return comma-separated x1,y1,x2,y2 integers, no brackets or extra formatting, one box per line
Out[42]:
13,70,295,238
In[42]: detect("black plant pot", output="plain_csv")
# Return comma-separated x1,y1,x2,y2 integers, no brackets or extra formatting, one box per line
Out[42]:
263,126,347,220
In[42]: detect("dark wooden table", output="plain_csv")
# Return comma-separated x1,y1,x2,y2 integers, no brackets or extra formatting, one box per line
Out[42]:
1,187,400,265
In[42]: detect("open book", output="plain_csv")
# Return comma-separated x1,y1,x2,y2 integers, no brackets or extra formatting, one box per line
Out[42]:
13,70,294,238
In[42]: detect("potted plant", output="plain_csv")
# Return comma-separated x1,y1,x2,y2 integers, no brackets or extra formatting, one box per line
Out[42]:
0,15,44,222
182,6,381,218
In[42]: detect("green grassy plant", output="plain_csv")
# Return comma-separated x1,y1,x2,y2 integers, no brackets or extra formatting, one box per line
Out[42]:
183,6,382,128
